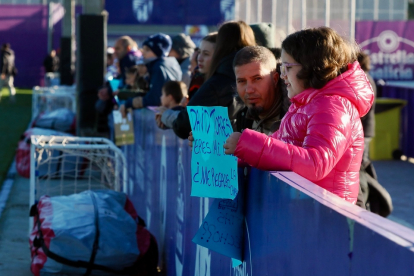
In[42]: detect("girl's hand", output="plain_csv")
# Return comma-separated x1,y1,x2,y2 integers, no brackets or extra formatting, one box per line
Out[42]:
223,132,242,155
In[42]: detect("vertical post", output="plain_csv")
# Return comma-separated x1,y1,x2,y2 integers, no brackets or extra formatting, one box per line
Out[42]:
245,0,251,24
235,0,240,20
60,0,75,85
272,0,277,29
47,1,53,54
373,0,379,20
349,0,356,42
301,0,307,30
325,0,330,27
287,0,293,35
257,0,262,22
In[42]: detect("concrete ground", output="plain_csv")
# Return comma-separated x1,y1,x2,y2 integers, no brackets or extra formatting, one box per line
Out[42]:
0,160,413,275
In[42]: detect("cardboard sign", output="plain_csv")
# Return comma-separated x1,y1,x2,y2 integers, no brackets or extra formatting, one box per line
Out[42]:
113,109,134,146
187,106,238,199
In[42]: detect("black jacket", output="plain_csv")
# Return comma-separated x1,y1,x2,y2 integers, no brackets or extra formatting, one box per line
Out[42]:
0,48,15,76
361,74,376,138
172,52,245,139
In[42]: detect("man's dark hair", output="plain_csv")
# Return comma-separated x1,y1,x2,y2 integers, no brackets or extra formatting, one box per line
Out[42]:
162,81,187,104
233,46,277,71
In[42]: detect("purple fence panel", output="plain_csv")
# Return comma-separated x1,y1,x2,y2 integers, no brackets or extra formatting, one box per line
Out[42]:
123,108,414,275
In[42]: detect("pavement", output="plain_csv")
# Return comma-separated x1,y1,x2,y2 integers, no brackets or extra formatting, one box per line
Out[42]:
0,160,413,275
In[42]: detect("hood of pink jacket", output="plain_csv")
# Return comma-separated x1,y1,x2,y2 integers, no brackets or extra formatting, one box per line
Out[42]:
290,61,374,118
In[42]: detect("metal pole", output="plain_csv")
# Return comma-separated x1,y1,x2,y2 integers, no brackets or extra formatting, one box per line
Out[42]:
301,0,307,30
373,0,379,20
47,1,53,53
287,0,293,35
272,0,277,29
349,0,356,42
245,0,251,24
257,0,262,22
325,0,330,27
235,0,240,20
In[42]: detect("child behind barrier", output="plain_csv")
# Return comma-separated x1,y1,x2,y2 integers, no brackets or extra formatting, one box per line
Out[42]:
223,27,374,204
155,81,188,129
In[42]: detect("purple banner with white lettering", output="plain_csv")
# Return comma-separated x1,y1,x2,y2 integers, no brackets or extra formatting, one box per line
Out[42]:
105,0,234,25
356,21,414,81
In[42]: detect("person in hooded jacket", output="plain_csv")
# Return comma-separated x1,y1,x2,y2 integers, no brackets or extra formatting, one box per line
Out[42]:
119,33,182,115
172,21,256,139
224,27,374,204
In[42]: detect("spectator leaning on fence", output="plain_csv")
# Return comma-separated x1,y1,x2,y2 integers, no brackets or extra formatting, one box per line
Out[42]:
155,81,188,129
223,27,374,204
119,33,182,116
172,21,256,139
96,36,141,115
233,46,290,135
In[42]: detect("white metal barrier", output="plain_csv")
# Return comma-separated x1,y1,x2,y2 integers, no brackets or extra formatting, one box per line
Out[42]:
29,135,128,211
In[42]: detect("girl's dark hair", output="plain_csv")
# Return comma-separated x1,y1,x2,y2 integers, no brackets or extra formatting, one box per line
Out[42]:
281,27,359,89
202,32,218,44
205,21,256,80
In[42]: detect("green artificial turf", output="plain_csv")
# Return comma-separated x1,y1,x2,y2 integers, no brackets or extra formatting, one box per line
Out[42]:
0,88,32,186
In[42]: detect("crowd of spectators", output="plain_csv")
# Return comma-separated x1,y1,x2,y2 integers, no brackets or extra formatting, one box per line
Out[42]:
95,21,392,212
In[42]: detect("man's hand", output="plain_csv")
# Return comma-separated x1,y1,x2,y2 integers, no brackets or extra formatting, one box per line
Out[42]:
97,87,109,101
188,131,194,147
223,132,242,155
1,74,5,80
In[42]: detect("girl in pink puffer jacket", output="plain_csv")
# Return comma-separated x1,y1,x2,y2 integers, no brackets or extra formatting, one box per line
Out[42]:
224,27,374,204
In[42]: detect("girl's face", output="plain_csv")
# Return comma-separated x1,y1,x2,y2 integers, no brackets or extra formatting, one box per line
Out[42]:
197,40,215,74
281,49,306,99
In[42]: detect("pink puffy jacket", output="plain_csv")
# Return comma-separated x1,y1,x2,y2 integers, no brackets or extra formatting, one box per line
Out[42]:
234,62,374,204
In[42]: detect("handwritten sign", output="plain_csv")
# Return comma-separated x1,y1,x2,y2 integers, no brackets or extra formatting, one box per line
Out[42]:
187,106,238,199
113,109,135,146
192,178,245,262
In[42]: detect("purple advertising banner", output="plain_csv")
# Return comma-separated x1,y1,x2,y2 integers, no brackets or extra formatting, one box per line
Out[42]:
105,0,234,26
356,21,414,81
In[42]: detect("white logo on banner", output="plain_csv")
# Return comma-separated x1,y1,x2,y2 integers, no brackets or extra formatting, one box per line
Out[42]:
377,30,400,53
133,0,154,23
220,0,235,21
195,197,211,276
359,30,414,80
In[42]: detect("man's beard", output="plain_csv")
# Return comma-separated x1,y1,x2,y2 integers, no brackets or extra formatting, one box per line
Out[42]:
247,105,264,120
